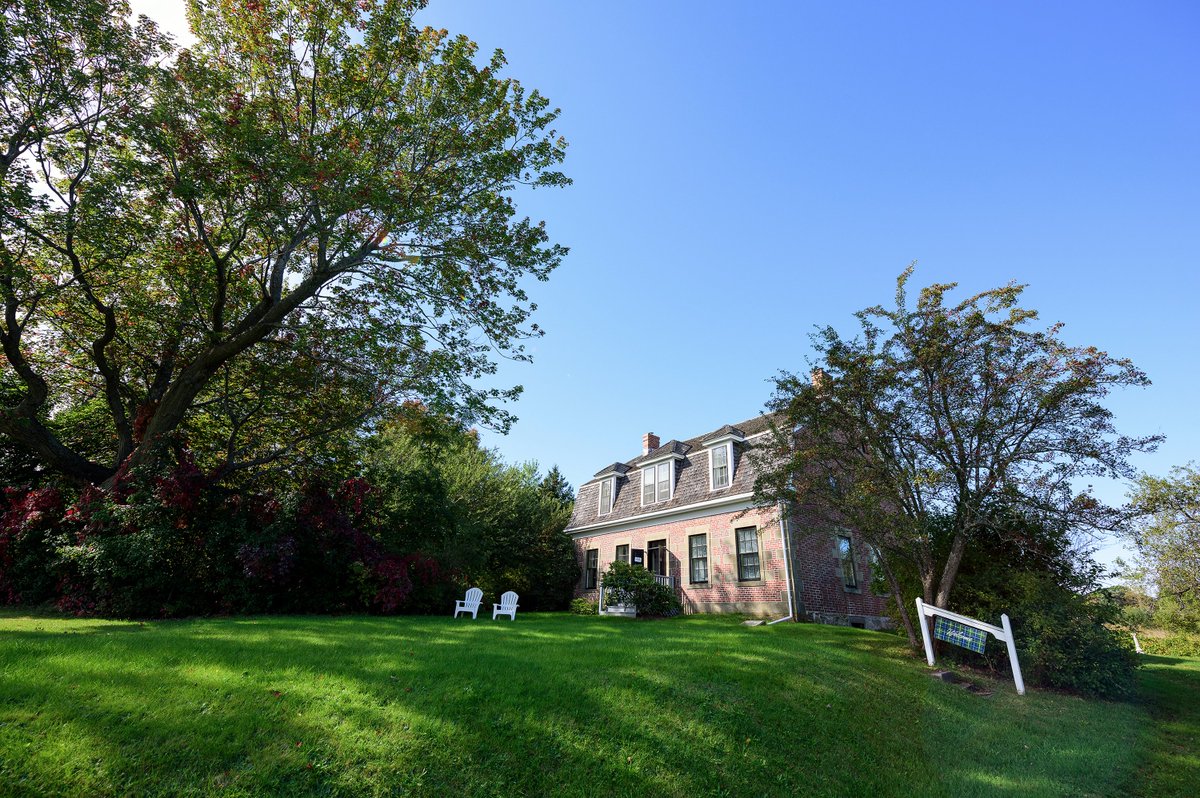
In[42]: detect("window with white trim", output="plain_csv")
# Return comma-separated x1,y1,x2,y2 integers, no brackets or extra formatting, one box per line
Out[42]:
736,527,761,581
688,534,708,584
615,544,629,564
641,461,673,504
710,443,731,490
598,477,614,516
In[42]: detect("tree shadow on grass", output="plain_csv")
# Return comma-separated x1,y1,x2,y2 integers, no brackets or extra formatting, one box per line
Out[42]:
1129,655,1200,797
1140,654,1188,666
0,613,1154,798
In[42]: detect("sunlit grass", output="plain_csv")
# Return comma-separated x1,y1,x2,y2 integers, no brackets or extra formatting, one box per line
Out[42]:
0,611,1191,797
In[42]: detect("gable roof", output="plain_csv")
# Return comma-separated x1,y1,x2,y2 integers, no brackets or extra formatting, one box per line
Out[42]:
702,424,745,442
565,413,780,533
592,462,632,478
631,439,689,465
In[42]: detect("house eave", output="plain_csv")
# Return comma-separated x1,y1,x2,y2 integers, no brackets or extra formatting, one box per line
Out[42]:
635,451,686,468
566,492,757,537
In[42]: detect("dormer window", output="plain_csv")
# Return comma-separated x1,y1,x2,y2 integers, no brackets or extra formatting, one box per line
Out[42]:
702,428,744,492
592,463,628,516
598,477,615,515
710,443,732,490
642,461,673,504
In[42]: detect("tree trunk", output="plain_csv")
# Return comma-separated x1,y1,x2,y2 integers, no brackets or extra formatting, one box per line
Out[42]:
107,270,330,483
0,412,112,485
880,552,919,648
920,569,935,605
934,527,969,608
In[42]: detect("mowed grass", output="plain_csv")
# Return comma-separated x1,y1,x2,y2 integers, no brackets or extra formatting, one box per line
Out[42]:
1134,654,1200,796
0,611,1192,798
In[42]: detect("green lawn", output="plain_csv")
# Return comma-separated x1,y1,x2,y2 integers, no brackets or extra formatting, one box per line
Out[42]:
0,612,1194,798
1133,654,1200,796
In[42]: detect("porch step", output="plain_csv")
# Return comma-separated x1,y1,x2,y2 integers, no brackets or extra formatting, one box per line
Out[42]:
602,603,636,618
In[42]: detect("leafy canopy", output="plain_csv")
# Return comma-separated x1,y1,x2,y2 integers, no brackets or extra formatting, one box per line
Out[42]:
754,267,1158,636
363,403,578,610
1126,465,1200,630
0,0,568,485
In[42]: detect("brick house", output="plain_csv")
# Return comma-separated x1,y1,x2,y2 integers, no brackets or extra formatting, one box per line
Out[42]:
565,414,890,628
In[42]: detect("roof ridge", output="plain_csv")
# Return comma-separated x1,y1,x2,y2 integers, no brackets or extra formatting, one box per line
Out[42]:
589,411,780,477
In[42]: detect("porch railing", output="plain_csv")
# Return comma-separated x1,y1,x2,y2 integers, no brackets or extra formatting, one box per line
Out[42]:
598,573,678,614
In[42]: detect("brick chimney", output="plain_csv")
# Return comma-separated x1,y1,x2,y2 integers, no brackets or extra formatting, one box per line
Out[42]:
642,432,660,455
811,368,829,393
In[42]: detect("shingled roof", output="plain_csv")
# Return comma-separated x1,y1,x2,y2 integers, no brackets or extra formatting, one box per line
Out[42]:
592,462,632,478
565,413,780,532
630,439,689,465
702,424,745,441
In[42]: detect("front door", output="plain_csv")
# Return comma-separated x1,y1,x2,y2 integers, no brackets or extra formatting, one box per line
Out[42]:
647,539,667,577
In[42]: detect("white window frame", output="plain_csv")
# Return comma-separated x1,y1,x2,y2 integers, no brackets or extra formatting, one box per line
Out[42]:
688,532,709,584
598,477,615,516
640,459,676,506
708,441,733,491
735,526,762,582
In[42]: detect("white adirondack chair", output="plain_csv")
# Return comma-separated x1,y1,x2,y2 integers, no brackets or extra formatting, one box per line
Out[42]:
493,591,519,621
454,587,483,619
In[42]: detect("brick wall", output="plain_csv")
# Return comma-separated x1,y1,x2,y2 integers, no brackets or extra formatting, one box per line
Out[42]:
788,505,890,629
573,506,790,616
572,504,892,627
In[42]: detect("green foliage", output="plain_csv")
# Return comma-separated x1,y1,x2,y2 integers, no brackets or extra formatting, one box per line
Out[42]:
601,561,681,618
364,405,578,610
0,375,117,487
539,466,575,506
940,509,1139,699
755,267,1158,645
1139,631,1200,658
1110,583,1158,629
1126,465,1200,631
1000,577,1137,699
1,0,569,485
569,597,597,615
0,454,459,617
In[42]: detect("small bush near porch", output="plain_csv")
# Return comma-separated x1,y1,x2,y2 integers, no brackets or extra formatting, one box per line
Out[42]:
0,612,1193,797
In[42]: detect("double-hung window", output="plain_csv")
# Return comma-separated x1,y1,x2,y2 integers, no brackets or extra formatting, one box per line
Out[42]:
584,549,599,589
702,432,742,491
710,443,731,490
642,461,672,504
688,534,709,584
735,527,761,581
615,544,630,565
838,535,858,589
598,478,614,516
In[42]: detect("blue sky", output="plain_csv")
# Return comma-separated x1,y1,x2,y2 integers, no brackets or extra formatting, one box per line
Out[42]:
415,1,1200,570
136,1,1198,568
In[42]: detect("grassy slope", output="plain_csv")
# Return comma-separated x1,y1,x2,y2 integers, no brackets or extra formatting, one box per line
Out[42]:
1134,655,1200,796
0,611,1190,798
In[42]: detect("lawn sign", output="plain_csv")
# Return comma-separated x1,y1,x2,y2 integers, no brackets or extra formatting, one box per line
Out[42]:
915,598,1026,696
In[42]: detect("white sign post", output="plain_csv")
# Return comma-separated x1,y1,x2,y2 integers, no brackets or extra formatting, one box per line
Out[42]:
915,598,1026,696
